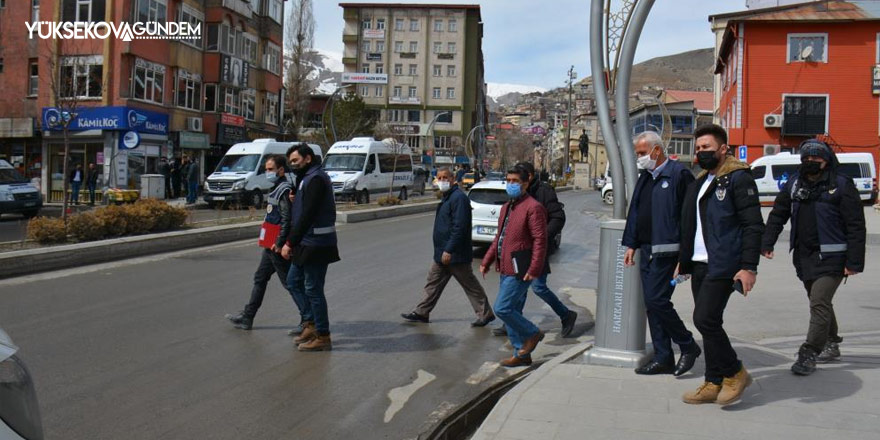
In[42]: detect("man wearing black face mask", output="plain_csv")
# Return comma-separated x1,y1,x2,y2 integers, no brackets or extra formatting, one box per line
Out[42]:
679,124,764,405
762,139,865,376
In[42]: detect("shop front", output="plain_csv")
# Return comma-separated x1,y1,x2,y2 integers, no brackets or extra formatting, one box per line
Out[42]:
176,131,211,182
0,118,42,182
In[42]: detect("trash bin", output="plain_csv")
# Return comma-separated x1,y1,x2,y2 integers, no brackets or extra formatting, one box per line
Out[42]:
140,174,165,200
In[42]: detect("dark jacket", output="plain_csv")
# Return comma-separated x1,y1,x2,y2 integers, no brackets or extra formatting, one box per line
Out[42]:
185,162,199,183
481,194,547,278
623,160,694,256
433,185,473,265
266,179,293,250
527,178,565,242
286,162,340,265
762,172,866,279
679,156,764,279
69,169,84,184
86,168,99,186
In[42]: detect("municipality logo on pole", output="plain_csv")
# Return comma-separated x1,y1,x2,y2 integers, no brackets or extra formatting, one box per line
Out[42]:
26,21,201,42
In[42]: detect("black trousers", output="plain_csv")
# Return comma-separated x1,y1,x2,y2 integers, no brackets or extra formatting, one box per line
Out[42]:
640,248,696,364
244,248,292,318
691,263,742,384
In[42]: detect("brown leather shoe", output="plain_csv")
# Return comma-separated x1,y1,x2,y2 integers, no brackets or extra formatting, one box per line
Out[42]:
716,366,752,405
294,322,317,345
500,354,532,368
298,334,332,351
517,331,545,357
682,381,722,404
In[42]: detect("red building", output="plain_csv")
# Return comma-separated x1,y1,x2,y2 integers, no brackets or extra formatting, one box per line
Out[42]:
710,0,880,172
0,0,286,201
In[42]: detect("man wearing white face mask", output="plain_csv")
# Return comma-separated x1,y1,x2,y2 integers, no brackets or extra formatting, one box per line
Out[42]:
623,131,701,376
402,167,495,326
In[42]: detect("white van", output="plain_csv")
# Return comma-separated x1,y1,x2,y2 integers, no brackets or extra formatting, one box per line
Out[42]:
324,137,415,204
203,139,322,208
751,152,877,205
0,160,42,218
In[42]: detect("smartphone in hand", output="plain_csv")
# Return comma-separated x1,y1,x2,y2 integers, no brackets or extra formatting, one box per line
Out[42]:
733,279,745,295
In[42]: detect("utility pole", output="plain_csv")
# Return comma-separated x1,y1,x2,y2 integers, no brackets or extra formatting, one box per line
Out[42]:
563,66,576,181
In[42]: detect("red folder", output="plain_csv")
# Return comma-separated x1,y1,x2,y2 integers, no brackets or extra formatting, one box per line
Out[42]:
258,222,281,249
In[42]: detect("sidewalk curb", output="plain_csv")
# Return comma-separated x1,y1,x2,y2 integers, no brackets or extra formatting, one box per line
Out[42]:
336,200,439,223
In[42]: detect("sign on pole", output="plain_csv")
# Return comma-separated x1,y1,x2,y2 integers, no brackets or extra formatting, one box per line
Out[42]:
738,145,748,162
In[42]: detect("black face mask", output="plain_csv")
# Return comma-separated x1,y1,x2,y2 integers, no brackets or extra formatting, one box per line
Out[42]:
696,151,720,170
799,161,823,176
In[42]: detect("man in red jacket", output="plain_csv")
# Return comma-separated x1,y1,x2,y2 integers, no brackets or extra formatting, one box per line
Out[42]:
480,165,548,367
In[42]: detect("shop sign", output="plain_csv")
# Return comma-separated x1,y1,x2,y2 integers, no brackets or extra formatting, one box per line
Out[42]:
217,124,248,145
366,53,382,61
390,124,419,135
42,106,168,134
119,131,141,150
342,73,388,84
178,131,210,150
221,113,246,127
363,29,385,39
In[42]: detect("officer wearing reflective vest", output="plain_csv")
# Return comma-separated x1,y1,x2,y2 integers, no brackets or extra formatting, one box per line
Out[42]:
622,131,701,377
226,155,301,331
762,139,866,376
282,144,340,352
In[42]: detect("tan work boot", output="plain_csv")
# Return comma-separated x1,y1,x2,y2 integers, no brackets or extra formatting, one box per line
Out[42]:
716,366,752,405
682,382,722,404
298,334,332,351
294,322,317,345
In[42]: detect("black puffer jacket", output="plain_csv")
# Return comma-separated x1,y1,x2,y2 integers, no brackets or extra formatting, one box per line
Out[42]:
527,178,565,242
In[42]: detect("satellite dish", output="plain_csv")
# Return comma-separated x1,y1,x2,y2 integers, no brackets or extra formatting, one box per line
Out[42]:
800,45,813,61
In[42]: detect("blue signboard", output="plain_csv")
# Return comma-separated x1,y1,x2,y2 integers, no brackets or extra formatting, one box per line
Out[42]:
738,145,748,162
42,106,168,135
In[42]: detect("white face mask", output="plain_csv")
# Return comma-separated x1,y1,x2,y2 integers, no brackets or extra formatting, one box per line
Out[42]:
636,149,658,171
437,181,451,192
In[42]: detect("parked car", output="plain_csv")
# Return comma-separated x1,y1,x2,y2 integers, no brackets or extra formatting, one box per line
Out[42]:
485,171,505,181
601,181,614,205
324,137,415,204
0,160,41,219
0,328,44,440
461,172,476,188
467,181,508,245
751,151,877,205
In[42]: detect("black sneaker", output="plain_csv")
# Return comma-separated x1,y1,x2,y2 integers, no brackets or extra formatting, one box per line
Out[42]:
817,342,840,363
492,324,507,336
791,346,818,376
401,312,429,323
287,322,307,336
234,316,253,330
560,310,578,337
225,312,246,325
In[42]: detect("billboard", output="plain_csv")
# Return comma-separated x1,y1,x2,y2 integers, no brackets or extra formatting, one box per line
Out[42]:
341,73,389,84
221,55,250,88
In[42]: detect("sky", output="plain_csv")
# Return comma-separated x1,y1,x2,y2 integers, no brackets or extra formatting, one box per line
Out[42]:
308,0,745,91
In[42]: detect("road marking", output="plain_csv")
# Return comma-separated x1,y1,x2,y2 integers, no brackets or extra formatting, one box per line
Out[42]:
466,361,500,385
384,369,436,423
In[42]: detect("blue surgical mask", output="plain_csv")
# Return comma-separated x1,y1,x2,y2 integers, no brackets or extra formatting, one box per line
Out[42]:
506,182,522,198
266,171,279,183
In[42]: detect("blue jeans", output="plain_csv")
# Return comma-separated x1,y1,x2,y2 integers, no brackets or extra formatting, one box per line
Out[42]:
187,181,198,204
494,275,538,357
517,273,570,319
287,262,330,334
71,181,82,204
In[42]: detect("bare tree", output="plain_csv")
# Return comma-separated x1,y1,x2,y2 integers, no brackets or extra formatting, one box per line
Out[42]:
373,126,409,202
494,129,534,171
285,0,316,140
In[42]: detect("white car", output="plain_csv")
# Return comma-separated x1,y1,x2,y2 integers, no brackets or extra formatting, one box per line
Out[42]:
0,329,44,440
468,181,508,245
601,181,614,205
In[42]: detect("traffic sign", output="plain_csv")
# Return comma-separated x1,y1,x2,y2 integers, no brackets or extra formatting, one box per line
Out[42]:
738,145,748,162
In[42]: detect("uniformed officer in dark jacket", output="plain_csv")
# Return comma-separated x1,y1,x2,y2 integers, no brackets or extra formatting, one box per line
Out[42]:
401,167,495,326
226,155,299,330
622,131,700,376
679,124,764,406
762,139,866,376
282,144,340,352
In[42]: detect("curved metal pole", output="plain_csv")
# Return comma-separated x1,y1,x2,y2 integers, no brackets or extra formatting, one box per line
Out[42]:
614,0,655,202
426,111,452,168
321,86,344,147
464,124,484,158
590,0,626,219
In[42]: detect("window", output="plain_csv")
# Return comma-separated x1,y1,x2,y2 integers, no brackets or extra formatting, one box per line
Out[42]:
133,58,166,104
241,34,258,63
393,86,401,97
376,19,385,30
409,19,419,31
389,109,403,122
771,164,799,180
393,64,402,75
434,19,443,32
217,20,237,55
222,86,241,115
137,0,166,23
241,89,256,121
361,86,369,97
27,60,38,96
60,56,103,99
434,135,449,150
447,65,456,77
433,65,442,76
376,40,385,52
362,64,370,74
178,4,204,49
267,0,282,24
446,87,455,99
264,41,281,75
788,33,827,63
448,19,457,32
783,95,827,136
375,64,384,74
432,87,441,99
447,42,456,54
752,165,766,180
408,86,417,98
407,110,420,122
668,138,692,157
436,111,452,123
379,154,412,173
362,41,371,52
394,41,403,53
204,84,217,112
265,92,278,125
362,18,372,30
375,86,384,97
408,64,417,76
395,18,404,31
206,24,219,51
176,71,202,109
670,115,693,134
409,41,417,53
433,42,442,53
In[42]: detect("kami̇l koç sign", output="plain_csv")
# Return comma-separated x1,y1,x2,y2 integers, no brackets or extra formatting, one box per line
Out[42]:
42,106,168,135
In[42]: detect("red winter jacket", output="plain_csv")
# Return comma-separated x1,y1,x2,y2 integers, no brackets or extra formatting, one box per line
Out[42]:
482,195,547,278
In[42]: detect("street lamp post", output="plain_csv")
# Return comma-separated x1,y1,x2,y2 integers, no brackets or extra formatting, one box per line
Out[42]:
463,124,484,164
426,111,452,169
564,66,576,181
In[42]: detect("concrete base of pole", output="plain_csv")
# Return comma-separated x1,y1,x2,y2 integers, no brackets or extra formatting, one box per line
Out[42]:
583,345,653,368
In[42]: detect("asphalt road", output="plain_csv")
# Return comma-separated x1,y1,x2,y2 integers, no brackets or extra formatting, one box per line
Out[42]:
0,190,607,440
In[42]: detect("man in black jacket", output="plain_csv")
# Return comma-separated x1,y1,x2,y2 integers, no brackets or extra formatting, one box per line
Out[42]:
762,139,865,376
401,167,495,326
86,163,99,205
226,156,299,330
679,124,764,405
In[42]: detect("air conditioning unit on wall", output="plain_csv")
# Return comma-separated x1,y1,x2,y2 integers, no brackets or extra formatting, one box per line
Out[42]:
764,144,781,156
186,117,203,132
764,113,783,128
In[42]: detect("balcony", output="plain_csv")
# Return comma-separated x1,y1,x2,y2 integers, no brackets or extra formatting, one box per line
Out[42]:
222,0,252,18
342,57,357,65
436,52,456,60
343,34,359,43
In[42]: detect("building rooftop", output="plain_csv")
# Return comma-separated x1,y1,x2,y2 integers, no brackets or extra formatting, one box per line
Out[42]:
339,3,481,10
709,0,880,23
664,90,714,113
